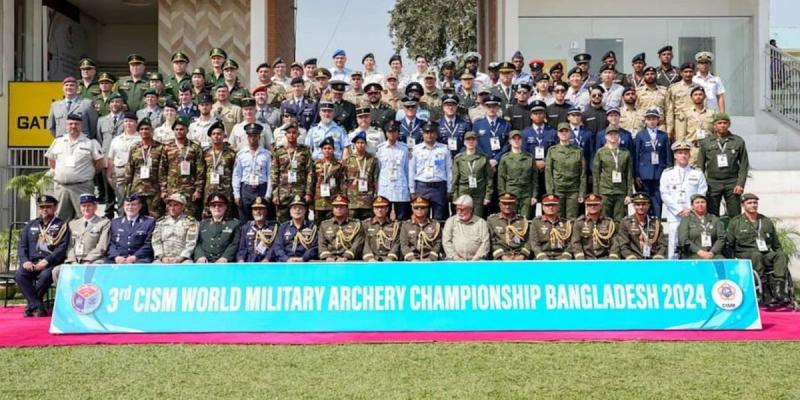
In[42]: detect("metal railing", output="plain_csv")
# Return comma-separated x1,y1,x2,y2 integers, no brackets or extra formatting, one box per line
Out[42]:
766,44,800,128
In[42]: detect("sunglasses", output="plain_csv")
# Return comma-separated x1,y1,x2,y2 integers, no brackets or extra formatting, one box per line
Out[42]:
412,206,428,210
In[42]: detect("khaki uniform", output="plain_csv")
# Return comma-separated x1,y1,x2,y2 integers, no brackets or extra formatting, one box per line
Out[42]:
676,212,725,259
382,89,403,110
400,219,443,261
159,140,206,217
318,218,364,260
529,217,573,260
126,142,167,218
343,154,379,219
65,215,111,263
667,80,694,139
152,214,199,261
571,216,619,259
212,101,243,135
421,89,443,121
545,143,586,219
451,151,493,218
343,90,367,106
636,85,669,131
682,107,714,166
361,218,402,261
616,215,667,259
620,105,644,135
45,135,104,221
487,213,531,260
188,118,218,150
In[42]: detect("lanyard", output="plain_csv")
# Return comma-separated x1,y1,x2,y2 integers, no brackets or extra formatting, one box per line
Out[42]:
717,139,727,153
443,119,457,136
488,120,500,137
288,148,298,170
323,161,332,181
211,148,223,171
610,148,620,170
355,156,367,177
142,145,152,165
249,150,261,175
467,160,476,174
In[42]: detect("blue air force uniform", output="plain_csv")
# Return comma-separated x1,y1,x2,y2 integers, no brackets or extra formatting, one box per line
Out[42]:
436,116,472,158
281,97,317,130
105,214,156,263
634,127,673,218
473,117,511,162
400,117,426,147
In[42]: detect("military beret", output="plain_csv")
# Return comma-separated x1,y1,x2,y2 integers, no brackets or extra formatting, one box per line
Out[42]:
442,94,460,105
272,57,285,66
97,72,116,83
599,64,615,73
529,100,546,112
351,131,367,143
303,58,317,66
405,82,423,95
206,192,229,205
422,121,439,132
124,111,138,121
106,92,123,103
350,70,363,77
512,50,524,60
364,82,383,93
410,196,430,208
240,97,256,108
542,194,560,205
533,73,549,83
67,114,83,122
549,62,563,73
62,76,77,84
319,136,335,148
147,72,163,81
244,123,263,135
658,45,673,54
643,66,657,74
79,58,96,69
318,100,335,110
137,118,152,129
251,196,268,209
690,85,705,95
622,85,636,95
251,85,267,95
483,95,501,105
671,140,692,151
37,195,58,207
332,49,346,58
313,68,332,80
499,192,517,203
573,53,591,63
329,80,348,92
509,130,522,139
690,193,707,203
166,193,187,205
207,121,226,136
680,62,696,71
631,53,646,63
463,131,478,140
179,82,192,92
567,106,582,115
79,193,97,204
256,62,271,71
372,196,390,207
567,66,582,77
289,194,306,207
172,116,190,129
290,77,305,86
163,101,178,110
464,52,481,62
125,193,142,203
459,69,475,80
222,59,239,70
497,61,516,73
355,107,370,116
197,92,214,104
171,52,190,63
385,121,400,132
644,108,661,118
695,51,714,63
488,62,500,71
631,192,651,203
712,112,730,122
192,67,206,76
584,193,603,204
741,193,759,202
362,53,375,64
605,124,620,133
388,54,403,64
209,48,228,58
602,51,617,61
557,122,570,131
127,54,145,64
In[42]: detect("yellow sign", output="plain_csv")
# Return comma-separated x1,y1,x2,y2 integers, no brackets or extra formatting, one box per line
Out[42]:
8,82,64,147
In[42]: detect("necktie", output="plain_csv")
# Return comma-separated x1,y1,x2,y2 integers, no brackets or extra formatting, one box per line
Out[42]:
537,127,543,136
67,100,73,111
113,115,118,126
184,107,190,116
259,108,266,122
490,120,496,130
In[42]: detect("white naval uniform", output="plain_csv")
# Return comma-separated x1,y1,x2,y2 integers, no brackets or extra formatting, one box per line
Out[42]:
659,165,708,258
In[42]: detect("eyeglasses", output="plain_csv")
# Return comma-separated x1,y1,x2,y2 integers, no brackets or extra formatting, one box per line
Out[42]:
367,91,381,95
591,93,603,98
412,206,428,210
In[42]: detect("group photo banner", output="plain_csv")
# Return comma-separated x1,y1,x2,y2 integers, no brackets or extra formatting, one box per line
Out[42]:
50,260,761,334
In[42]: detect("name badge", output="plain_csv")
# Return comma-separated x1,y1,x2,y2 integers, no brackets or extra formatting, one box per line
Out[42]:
389,167,398,180
447,137,458,151
757,238,769,252
247,173,259,185
468,175,477,188
62,155,76,167
329,177,336,187
406,137,415,147
697,129,707,139
320,183,331,197
651,152,659,165
643,243,652,258
490,137,501,151
534,146,545,160
291,159,298,169
140,166,150,179
358,179,368,192
612,171,622,183
75,243,85,256
288,170,298,183
210,173,221,185
180,160,191,175
716,154,729,168
701,233,712,248
426,164,434,175
255,241,267,254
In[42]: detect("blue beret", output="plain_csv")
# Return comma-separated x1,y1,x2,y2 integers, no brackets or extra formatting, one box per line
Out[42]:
351,131,367,143
125,193,142,202
333,49,346,58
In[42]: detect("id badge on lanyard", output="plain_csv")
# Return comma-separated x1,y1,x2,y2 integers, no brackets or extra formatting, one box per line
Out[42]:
535,146,545,160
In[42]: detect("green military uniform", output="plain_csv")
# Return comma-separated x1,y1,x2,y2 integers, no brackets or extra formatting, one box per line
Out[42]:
616,215,667,260
227,82,250,107
343,150,379,220
529,216,573,260
571,195,619,260
159,137,206,218
400,218,443,261
497,147,537,218
451,147,493,218
487,210,531,260
93,92,114,117
696,114,749,217
361,216,402,261
193,218,241,262
318,216,365,260
307,159,345,222
545,140,586,219
592,143,633,221
421,89,443,122
726,195,792,306
203,143,238,217
165,51,191,100
117,54,149,111
368,101,395,131
126,140,166,218
271,143,313,222
677,210,725,259
78,57,100,99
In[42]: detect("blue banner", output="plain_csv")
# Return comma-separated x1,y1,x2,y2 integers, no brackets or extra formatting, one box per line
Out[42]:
50,260,761,333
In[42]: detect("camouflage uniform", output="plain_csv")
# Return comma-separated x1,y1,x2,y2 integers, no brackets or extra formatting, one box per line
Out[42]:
616,215,668,259
203,144,238,216
571,216,619,260
159,141,206,217
307,159,345,222
264,82,287,107
343,153,379,220
271,145,313,221
529,217,573,260
343,90,367,106
152,214,200,262
126,142,166,218
420,89,443,121
382,89,403,110
361,217,402,261
487,213,531,260
400,219,443,261
318,217,364,260
165,74,190,100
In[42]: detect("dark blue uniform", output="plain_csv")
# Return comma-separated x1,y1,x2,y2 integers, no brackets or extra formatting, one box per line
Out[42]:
272,220,319,261
105,215,156,263
436,116,472,158
634,128,673,218
16,217,69,312
177,103,200,121
281,97,317,130
400,117,426,146
473,117,511,162
236,220,280,262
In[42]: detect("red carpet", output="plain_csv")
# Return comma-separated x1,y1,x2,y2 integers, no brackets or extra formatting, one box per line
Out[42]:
0,306,798,347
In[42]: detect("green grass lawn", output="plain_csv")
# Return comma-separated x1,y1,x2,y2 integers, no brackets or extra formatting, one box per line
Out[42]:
3,342,799,399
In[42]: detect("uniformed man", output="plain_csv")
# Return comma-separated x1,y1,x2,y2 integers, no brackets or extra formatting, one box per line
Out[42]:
147,72,172,107
158,116,205,217
410,121,452,220
442,195,491,260
420,70,444,121
77,57,99,99
693,51,726,113
326,80,356,132
176,83,200,121
229,97,273,151
16,195,69,317
361,196,403,261
212,84,243,135
93,72,118,117
682,86,715,166
362,53,383,85
203,121,238,216
193,193,240,263
595,108,635,156
220,59,248,106
498,130,537,218
437,94,472,158
126,118,166,218
233,123,273,221
153,101,177,144
254,84,282,131
272,195,319,262
344,131,378,220
45,114,105,221
487,193,531,260
660,140,708,259
727,193,793,307
317,195,364,261
667,62,697,141
61,194,111,269
592,125,633,221
616,192,667,259
376,121,413,220
152,193,199,263
271,57,292,88
598,65,624,110
281,77,317,130
305,100,348,160
620,86,644,135
205,48,227,90
105,193,155,264
582,85,609,135
165,51,191,100
472,95,510,167
400,197,443,261
505,83,533,131
450,131,492,218
137,88,164,128
343,70,367,105
545,82,571,129
655,45,680,87
545,123,587,219
529,194,573,260
624,53,646,89
382,72,404,110
571,194,619,260
531,73,554,106
463,52,490,87
349,107,385,155
634,108,673,218
236,196,279,262
188,92,218,149
398,96,426,146
549,62,565,88
365,82,395,131
95,92,126,213
574,53,598,90
601,51,626,85
106,112,141,217
270,122,313,221
306,67,332,102
191,67,208,101
273,109,309,149
677,193,725,260
566,66,589,111
455,70,478,113
48,76,98,138
696,112,749,217
308,137,345,222
117,54,149,111
636,66,669,132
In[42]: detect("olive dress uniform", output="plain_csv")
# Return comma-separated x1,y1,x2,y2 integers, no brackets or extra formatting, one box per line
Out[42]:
616,212,668,259
487,194,531,260
677,210,725,259
592,142,634,220
529,215,573,260
451,146,493,218
696,116,749,218
400,198,443,261
318,197,365,260
497,146,537,218
193,217,241,262
545,140,586,219
571,195,619,260
361,212,402,262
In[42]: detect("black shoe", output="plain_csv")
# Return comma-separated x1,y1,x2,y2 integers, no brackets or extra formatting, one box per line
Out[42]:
34,306,48,317
23,308,34,317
